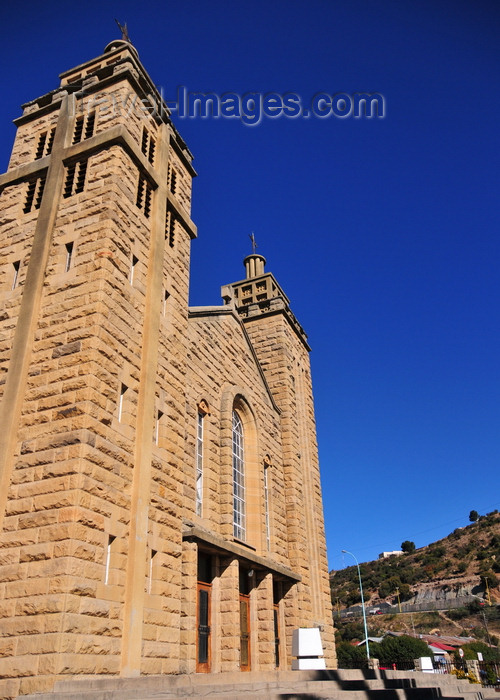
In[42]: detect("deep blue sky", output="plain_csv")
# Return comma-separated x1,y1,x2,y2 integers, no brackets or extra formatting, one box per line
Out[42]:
1,1,499,569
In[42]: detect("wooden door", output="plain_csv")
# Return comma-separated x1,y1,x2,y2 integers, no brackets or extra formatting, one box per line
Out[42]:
196,582,211,672
239,592,251,671
273,603,280,668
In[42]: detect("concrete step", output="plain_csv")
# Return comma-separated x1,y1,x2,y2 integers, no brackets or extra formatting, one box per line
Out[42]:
21,670,485,700
21,689,459,700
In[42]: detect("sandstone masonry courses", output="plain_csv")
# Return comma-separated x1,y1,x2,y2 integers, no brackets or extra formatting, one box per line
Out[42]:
0,38,336,697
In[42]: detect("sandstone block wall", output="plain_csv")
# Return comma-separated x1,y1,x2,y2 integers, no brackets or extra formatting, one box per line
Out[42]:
0,39,335,697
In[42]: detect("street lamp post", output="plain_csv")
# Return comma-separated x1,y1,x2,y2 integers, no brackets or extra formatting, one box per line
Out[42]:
342,549,370,660
395,586,402,613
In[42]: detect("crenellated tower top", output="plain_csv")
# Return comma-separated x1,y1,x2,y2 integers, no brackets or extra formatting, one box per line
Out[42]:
221,251,310,350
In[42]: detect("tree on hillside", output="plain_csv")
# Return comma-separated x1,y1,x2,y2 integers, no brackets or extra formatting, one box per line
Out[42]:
401,540,416,554
378,576,411,601
336,641,368,668
372,635,432,665
454,641,498,663
469,510,479,522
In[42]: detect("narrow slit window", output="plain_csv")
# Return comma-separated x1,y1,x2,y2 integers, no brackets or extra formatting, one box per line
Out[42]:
35,132,47,160
11,260,20,290
169,167,177,195
64,164,76,198
64,159,88,198
104,535,116,585
166,209,176,248
148,137,155,165
23,180,37,213
264,463,271,551
147,549,157,594
196,411,204,516
135,176,152,218
143,185,152,218
118,383,128,422
72,115,85,145
155,410,164,446
84,111,96,140
45,127,56,155
129,255,138,285
136,176,145,209
141,127,148,156
232,411,245,540
75,160,87,194
24,175,46,213
64,242,74,272
34,175,46,209
141,128,155,165
35,127,56,159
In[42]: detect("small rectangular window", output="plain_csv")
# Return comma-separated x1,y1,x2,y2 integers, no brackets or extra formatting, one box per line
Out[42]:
136,176,152,218
75,160,87,194
35,132,47,160
11,260,20,290
148,137,155,165
147,549,157,594
165,209,176,248
141,127,155,165
196,412,204,517
63,159,88,198
155,410,164,446
23,180,37,213
64,242,74,272
46,127,56,155
35,127,56,159
141,127,148,156
23,175,46,213
84,111,96,140
64,164,76,198
264,464,271,551
73,112,96,144
34,175,46,209
104,535,116,585
72,115,85,145
129,255,138,285
169,166,177,195
118,383,128,422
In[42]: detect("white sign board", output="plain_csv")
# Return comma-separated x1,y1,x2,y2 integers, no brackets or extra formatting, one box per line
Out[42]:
420,657,434,673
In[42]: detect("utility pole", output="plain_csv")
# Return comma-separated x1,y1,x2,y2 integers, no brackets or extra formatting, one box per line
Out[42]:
483,577,492,606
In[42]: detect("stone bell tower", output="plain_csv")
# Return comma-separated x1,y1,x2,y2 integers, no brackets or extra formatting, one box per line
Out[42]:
222,252,335,661
0,37,197,696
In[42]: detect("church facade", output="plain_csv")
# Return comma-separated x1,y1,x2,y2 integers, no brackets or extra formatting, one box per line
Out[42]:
0,38,335,697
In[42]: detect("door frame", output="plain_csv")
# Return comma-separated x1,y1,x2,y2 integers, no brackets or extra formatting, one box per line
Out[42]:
196,580,212,673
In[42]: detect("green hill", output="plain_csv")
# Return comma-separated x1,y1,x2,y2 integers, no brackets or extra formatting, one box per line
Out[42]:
330,510,500,609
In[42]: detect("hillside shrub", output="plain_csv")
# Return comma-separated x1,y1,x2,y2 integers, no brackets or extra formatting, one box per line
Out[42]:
336,642,368,668
372,635,432,665
455,641,498,662
447,606,469,621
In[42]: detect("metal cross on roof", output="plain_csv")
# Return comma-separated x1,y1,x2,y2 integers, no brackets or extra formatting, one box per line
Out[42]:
115,19,131,43
249,232,257,254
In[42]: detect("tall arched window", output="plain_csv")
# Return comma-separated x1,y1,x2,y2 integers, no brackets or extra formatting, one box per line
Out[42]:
232,411,245,539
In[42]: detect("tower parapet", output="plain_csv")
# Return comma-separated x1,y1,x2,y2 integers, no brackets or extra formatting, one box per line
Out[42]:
222,253,310,350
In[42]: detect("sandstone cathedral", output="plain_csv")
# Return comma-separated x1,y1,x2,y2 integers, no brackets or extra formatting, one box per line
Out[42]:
0,37,335,697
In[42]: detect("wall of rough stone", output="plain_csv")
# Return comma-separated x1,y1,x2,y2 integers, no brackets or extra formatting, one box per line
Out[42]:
0,40,335,697
242,311,336,667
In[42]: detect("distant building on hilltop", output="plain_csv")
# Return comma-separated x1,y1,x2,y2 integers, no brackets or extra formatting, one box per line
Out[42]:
379,551,404,559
